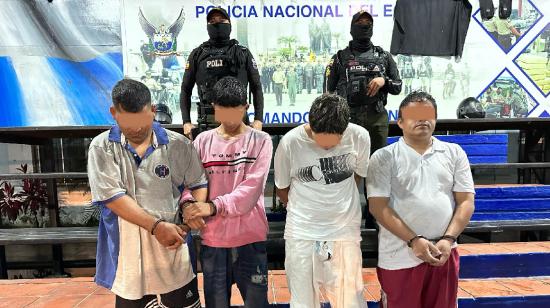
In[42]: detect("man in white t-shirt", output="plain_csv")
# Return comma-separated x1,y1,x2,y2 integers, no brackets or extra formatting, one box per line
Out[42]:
367,91,475,308
274,93,370,308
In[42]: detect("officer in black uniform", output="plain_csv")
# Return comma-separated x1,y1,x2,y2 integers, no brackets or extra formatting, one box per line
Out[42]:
179,7,264,138
325,11,401,228
324,10,401,154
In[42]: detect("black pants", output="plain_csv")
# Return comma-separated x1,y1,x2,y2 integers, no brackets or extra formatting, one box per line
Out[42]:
115,277,200,308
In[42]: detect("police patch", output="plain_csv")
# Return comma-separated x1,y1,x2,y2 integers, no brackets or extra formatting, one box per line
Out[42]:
185,61,190,70
154,164,170,179
252,58,258,70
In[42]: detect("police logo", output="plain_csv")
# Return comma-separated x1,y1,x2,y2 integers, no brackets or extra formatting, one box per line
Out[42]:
252,58,258,70
185,61,190,70
154,164,170,178
138,8,185,57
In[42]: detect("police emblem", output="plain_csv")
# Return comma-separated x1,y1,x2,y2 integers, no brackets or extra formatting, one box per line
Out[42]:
154,164,170,178
252,58,258,70
138,7,185,57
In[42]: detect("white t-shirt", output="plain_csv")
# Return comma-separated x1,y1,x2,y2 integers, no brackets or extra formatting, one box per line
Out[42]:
367,137,475,270
274,123,371,241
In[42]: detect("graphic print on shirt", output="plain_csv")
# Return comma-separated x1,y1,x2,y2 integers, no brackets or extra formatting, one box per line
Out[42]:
202,149,256,175
297,153,355,184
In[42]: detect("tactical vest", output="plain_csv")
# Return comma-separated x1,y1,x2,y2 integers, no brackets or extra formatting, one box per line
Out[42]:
336,46,387,106
194,42,248,108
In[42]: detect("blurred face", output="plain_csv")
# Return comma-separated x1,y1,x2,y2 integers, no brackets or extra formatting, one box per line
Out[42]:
311,132,343,150
213,103,248,131
208,12,230,24
110,104,155,144
397,101,437,139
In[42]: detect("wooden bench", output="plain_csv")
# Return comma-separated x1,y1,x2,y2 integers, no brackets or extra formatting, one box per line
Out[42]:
0,227,96,279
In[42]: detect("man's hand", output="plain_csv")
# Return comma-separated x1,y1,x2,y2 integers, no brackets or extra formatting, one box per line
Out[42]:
183,122,196,140
154,222,185,250
411,237,441,265
432,239,452,266
251,120,263,131
366,77,386,97
185,217,206,230
183,202,213,220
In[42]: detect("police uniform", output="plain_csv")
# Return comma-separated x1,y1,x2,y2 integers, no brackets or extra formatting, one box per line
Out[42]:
324,12,402,155
179,7,263,132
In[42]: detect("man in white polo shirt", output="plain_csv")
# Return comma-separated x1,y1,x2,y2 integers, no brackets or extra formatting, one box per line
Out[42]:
367,91,475,308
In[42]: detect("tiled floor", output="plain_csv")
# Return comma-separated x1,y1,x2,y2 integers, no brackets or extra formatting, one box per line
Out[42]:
2,272,550,307
1,242,550,307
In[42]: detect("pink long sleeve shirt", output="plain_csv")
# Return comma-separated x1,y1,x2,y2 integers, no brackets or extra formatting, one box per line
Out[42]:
193,126,273,247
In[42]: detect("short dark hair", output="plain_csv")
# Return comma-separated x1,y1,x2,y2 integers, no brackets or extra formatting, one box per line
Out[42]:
309,94,350,134
111,79,151,113
398,91,438,119
212,76,247,107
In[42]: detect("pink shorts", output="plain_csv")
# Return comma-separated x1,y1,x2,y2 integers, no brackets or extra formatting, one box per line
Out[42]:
377,248,459,308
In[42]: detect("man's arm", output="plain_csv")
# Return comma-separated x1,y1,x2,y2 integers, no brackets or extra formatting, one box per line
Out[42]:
178,138,209,229
107,195,185,249
369,197,441,265
180,49,198,132
354,173,362,185
276,186,290,205
246,50,264,127
445,192,475,238
323,54,340,93
432,192,475,266
184,136,273,219
184,187,208,230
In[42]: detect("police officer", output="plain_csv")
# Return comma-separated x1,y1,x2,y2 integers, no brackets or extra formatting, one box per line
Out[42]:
179,7,263,138
324,10,401,154
325,10,401,229
315,59,325,94
304,61,314,94
401,55,415,95
286,64,298,106
295,61,304,94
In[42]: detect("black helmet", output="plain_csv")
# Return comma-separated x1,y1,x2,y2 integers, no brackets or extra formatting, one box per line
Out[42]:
154,103,173,124
457,97,486,119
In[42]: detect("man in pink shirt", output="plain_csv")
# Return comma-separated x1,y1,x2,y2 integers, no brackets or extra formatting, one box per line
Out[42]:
183,76,273,308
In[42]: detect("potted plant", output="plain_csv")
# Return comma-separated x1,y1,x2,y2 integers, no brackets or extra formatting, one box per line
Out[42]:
0,164,48,228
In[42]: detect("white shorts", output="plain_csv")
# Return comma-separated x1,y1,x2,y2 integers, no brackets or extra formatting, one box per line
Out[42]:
285,239,367,308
